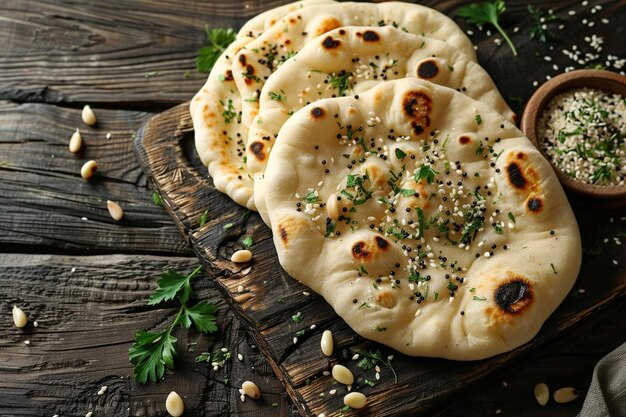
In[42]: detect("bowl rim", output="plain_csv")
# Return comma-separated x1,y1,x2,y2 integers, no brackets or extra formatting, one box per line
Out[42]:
520,69,626,201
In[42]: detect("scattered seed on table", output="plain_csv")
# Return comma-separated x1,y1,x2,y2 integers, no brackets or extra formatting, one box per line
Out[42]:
12,305,28,328
82,105,97,126
165,391,184,417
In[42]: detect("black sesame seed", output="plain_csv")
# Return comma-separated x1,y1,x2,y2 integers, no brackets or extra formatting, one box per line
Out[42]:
550,230,555,235
353,298,358,303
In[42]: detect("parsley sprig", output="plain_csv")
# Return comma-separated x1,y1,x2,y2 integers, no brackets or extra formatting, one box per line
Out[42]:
528,5,558,43
129,265,218,383
356,349,397,383
458,0,517,56
196,27,237,73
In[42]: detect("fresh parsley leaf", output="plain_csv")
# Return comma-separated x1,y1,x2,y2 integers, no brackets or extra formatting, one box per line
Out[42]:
395,148,407,160
198,209,208,227
129,265,218,384
528,5,558,43
295,329,306,337
508,212,516,223
329,71,352,96
356,349,397,382
475,114,482,125
292,312,303,323
304,191,320,203
242,235,254,248
416,207,425,239
325,219,336,238
223,222,234,230
196,27,236,73
152,191,162,206
414,165,438,184
268,90,287,101
148,269,193,306
458,0,517,56
473,296,487,301
178,301,218,333
129,330,177,384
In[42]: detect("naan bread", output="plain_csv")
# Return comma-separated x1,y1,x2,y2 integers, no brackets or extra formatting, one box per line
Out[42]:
249,26,515,224
232,1,477,130
263,78,581,360
190,0,335,210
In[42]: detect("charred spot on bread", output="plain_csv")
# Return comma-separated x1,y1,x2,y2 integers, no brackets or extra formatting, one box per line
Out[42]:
403,91,432,134
417,60,439,79
278,225,288,243
311,107,325,118
507,162,527,189
375,236,389,250
527,196,543,213
362,30,380,42
459,135,472,144
238,54,247,66
494,279,532,314
322,36,341,49
249,141,265,161
351,241,371,261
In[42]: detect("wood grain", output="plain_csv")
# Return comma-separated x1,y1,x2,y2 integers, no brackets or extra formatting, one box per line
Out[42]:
0,253,294,417
134,102,626,417
1,0,623,110
0,101,191,255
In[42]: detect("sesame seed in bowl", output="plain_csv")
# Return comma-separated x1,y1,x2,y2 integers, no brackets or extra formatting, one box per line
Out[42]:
521,69,626,207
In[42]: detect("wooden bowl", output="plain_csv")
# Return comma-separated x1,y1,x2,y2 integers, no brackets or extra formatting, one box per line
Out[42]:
520,69,626,206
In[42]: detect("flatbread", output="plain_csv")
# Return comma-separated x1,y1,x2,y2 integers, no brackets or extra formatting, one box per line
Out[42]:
240,0,335,38
190,0,335,210
249,26,515,224
263,78,581,360
232,1,477,130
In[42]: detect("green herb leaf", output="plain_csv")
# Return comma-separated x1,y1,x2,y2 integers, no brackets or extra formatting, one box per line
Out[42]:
129,330,177,384
414,165,438,184
395,148,407,160
508,212,516,223
292,312,303,323
473,296,487,301
356,349,397,382
268,90,287,101
295,329,305,337
475,114,482,125
223,222,234,230
152,191,162,206
179,301,218,333
242,235,254,248
130,265,218,384
329,71,352,96
196,27,236,73
528,5,559,43
198,209,209,227
148,269,194,306
458,0,517,56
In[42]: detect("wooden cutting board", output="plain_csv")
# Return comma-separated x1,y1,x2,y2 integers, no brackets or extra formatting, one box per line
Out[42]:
133,102,626,417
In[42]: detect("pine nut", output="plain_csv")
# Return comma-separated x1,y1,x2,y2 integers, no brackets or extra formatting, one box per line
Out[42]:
326,194,339,221
554,387,578,403
231,249,252,263
69,129,82,153
81,160,97,180
320,330,333,357
241,380,261,399
332,364,354,385
107,200,124,221
82,105,97,126
12,305,27,328
165,391,184,417
343,392,367,409
534,383,549,406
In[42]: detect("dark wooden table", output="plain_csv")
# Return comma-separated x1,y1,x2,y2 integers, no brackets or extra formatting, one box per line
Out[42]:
1,1,624,416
